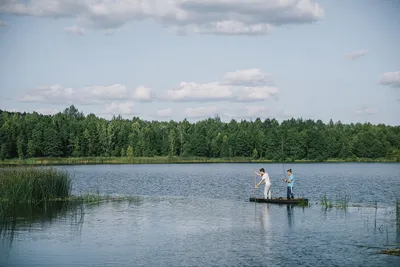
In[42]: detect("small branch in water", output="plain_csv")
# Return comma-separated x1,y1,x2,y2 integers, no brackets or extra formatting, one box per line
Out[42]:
378,248,400,256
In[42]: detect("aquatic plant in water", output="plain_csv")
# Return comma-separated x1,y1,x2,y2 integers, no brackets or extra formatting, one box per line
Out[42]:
0,167,72,222
0,167,72,205
319,193,350,209
320,193,333,208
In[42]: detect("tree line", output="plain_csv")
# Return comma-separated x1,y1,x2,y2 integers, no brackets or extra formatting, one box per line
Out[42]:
0,105,399,161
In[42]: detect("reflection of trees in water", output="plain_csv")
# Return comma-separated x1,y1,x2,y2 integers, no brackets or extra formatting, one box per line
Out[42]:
0,201,86,253
0,197,144,254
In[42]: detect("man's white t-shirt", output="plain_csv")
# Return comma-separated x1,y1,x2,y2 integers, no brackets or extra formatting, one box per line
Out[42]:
262,173,271,184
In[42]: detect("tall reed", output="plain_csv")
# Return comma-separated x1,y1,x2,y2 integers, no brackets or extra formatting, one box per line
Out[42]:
0,167,72,205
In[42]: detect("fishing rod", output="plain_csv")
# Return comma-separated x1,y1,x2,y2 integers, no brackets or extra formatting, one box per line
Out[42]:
281,136,286,180
254,170,256,199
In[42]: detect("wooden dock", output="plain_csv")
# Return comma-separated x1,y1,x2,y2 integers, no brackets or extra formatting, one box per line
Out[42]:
249,197,308,205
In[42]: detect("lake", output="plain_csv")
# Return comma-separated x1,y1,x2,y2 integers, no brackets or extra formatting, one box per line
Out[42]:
1,163,400,266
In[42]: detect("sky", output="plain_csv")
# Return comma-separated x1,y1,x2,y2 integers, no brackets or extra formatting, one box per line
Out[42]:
0,0,399,125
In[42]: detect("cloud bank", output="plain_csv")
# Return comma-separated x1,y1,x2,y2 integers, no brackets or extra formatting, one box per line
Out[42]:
19,84,154,105
0,0,324,35
380,71,400,88
167,68,279,102
17,68,280,117
104,101,135,115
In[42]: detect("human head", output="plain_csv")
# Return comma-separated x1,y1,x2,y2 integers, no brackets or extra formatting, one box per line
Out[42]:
287,169,292,175
259,168,265,174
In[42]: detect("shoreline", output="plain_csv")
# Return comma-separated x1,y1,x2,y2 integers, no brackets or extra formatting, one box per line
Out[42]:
0,156,398,166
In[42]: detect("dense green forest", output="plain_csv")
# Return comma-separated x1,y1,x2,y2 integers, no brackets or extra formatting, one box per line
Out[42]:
0,105,399,162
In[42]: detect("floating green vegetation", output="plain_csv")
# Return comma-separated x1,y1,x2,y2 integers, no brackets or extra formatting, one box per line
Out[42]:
67,194,142,204
296,198,309,207
74,192,101,204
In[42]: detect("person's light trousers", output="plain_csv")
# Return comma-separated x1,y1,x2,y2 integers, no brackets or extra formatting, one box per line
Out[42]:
264,183,271,199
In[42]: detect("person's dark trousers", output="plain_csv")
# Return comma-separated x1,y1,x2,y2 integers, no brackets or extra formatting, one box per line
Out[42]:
287,186,294,199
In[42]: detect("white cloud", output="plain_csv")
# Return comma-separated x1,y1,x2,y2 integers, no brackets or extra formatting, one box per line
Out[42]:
4,108,19,113
18,68,277,108
355,106,378,116
235,86,279,102
133,86,154,102
380,71,400,88
246,106,270,116
185,106,218,118
64,25,85,36
19,84,130,104
346,50,368,60
7,107,59,115
0,0,324,36
216,107,297,121
223,68,272,86
278,110,297,118
0,18,6,27
19,84,79,104
167,69,279,102
168,82,233,102
35,108,59,115
179,20,273,36
156,108,173,118
84,84,128,100
104,101,135,115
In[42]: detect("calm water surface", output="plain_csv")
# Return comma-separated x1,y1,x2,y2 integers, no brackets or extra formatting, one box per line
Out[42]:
1,163,400,266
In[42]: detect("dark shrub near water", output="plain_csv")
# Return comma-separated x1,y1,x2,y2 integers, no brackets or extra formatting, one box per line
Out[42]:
0,167,72,204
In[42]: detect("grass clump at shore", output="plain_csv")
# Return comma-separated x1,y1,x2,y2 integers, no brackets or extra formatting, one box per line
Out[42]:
0,166,144,222
0,167,71,205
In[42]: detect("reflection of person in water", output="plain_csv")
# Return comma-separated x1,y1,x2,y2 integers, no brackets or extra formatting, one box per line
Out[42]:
258,204,270,233
397,218,400,247
287,205,294,229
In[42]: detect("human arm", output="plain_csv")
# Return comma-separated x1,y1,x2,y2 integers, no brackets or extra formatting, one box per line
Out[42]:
255,173,265,188
255,178,264,188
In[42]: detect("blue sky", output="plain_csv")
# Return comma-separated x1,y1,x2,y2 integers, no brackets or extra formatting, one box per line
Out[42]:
0,0,399,125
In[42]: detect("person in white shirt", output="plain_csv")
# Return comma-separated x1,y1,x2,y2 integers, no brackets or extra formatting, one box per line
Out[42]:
255,168,271,199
